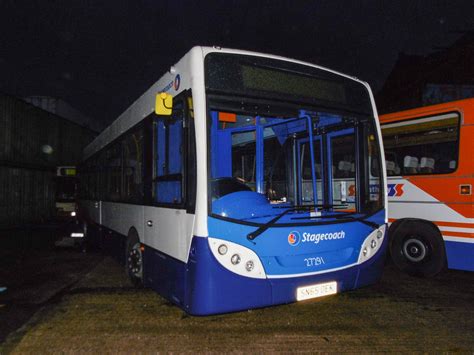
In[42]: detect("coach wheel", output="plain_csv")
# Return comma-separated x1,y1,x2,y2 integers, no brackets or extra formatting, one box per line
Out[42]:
389,221,446,277
126,234,144,287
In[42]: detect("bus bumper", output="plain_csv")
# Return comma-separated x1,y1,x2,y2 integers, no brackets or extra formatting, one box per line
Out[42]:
184,235,387,316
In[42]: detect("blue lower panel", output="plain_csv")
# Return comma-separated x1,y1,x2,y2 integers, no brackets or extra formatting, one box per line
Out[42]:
143,247,187,306
184,236,387,315
143,242,271,314
142,236,387,315
446,241,474,272
185,237,272,315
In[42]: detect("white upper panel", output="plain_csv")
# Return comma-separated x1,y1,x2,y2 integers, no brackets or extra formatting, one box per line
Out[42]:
83,47,198,159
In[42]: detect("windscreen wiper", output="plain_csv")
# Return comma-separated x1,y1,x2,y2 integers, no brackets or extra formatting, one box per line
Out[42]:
246,205,313,241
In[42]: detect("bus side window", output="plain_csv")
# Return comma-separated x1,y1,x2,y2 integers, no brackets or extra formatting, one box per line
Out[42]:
381,113,459,175
104,143,122,201
154,101,184,205
122,126,144,203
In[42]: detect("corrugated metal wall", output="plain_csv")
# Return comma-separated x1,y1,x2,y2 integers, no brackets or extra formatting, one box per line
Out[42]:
0,167,54,227
0,94,97,228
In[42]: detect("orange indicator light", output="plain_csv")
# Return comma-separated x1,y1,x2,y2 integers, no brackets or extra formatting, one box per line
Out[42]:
460,184,472,195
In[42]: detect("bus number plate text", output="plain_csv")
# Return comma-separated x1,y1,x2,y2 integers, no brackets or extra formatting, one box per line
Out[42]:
296,281,337,301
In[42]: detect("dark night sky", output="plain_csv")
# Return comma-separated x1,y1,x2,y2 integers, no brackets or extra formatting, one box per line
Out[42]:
1,0,473,128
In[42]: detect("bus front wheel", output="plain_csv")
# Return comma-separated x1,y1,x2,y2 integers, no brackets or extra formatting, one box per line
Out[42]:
389,220,446,277
126,233,144,287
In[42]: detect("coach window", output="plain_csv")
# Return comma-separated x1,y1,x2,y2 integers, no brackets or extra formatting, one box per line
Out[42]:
123,126,144,203
382,113,460,176
105,143,122,201
154,100,185,205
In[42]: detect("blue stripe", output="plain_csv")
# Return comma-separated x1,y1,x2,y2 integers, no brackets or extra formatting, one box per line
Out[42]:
445,241,474,272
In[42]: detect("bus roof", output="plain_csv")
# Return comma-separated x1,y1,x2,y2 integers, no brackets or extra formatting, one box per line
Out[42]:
379,98,474,125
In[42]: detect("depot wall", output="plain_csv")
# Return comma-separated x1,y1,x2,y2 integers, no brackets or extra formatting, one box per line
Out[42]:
0,94,97,228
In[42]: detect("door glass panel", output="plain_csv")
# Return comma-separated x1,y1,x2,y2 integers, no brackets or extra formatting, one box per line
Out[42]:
231,130,256,190
330,133,356,210
299,139,322,204
263,127,289,202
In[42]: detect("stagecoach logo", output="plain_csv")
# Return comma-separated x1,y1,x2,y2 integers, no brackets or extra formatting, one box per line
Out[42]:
173,74,181,91
288,231,301,246
160,74,181,92
289,230,346,246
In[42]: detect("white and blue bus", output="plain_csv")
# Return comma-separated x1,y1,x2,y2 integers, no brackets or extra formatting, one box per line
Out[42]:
78,46,387,315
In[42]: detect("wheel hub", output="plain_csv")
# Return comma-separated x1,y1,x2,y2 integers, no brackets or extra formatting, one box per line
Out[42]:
403,238,427,262
128,243,143,277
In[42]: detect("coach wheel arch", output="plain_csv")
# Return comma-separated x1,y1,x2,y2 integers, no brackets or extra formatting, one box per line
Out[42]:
125,227,144,288
388,218,446,277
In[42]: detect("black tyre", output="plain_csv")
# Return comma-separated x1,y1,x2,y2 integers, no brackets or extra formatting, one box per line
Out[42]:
125,232,144,287
389,220,446,277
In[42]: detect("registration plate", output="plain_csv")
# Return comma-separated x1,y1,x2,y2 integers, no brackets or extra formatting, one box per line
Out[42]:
296,281,337,301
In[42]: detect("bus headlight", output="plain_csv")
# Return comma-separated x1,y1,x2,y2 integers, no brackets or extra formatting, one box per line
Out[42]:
70,211,76,217
358,225,386,264
218,244,228,255
231,254,241,265
208,237,266,279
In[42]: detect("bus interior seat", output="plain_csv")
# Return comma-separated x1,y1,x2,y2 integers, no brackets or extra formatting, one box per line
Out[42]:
403,156,419,174
338,161,352,177
419,157,435,173
386,160,396,175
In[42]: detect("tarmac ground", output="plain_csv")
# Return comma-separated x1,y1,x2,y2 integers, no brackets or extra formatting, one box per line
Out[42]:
1,226,473,353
